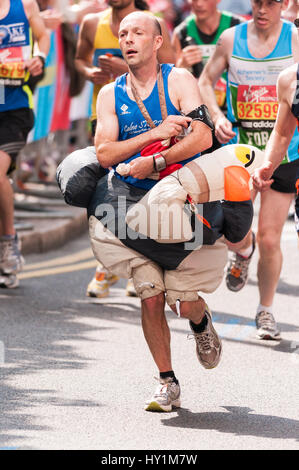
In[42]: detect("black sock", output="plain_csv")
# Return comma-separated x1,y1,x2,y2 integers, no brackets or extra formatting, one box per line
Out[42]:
190,314,208,333
160,370,179,384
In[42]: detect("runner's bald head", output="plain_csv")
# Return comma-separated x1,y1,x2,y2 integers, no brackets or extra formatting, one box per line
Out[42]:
120,11,162,37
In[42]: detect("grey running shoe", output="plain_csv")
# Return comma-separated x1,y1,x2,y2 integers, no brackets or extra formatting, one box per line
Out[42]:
145,377,181,412
189,306,222,369
226,232,256,292
0,235,24,275
255,311,281,341
0,273,19,289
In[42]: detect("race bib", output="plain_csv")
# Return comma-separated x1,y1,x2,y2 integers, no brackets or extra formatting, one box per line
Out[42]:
0,46,27,86
237,85,278,121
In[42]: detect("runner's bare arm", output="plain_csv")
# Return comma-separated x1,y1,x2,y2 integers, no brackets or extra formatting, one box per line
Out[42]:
24,0,50,56
291,26,299,62
75,14,110,84
253,68,298,190
95,82,191,168
157,18,175,64
198,29,235,143
159,68,213,164
171,30,202,69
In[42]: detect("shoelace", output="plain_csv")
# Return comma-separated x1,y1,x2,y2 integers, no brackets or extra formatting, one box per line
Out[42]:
188,331,214,352
1,239,17,260
231,254,251,277
153,377,172,399
257,311,276,330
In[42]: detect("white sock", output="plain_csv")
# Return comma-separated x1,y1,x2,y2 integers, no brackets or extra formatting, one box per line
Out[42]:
237,244,254,258
257,304,273,315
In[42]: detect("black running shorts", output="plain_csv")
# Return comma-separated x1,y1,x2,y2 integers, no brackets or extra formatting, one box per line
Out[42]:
271,159,299,193
0,107,34,174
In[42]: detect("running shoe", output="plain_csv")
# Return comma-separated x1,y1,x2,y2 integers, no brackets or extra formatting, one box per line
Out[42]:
145,377,181,412
0,273,19,289
126,278,137,297
255,311,281,341
226,232,256,292
0,234,24,275
189,305,222,369
86,271,119,298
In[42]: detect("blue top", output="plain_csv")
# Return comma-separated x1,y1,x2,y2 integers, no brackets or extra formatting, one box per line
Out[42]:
225,20,298,163
113,63,200,190
0,0,33,112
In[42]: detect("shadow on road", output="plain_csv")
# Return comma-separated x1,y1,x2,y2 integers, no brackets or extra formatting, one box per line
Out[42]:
161,406,299,442
248,278,299,297
0,280,106,448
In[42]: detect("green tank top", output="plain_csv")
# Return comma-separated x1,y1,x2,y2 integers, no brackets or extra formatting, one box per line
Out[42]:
177,12,238,108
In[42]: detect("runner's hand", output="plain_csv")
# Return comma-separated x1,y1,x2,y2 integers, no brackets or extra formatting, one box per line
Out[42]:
154,115,191,141
180,45,202,68
87,67,111,85
215,115,236,144
252,162,274,192
129,156,154,180
24,57,44,77
98,55,127,78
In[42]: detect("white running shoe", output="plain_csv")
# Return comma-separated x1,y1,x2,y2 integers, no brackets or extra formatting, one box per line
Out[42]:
0,234,24,275
145,377,181,412
189,305,222,369
0,273,19,289
255,311,281,341
126,278,137,297
86,271,119,298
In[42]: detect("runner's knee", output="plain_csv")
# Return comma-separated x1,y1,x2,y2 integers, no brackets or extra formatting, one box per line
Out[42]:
257,230,281,254
142,292,165,313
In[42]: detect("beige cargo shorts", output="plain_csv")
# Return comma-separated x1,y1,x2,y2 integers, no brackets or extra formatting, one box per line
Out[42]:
89,215,227,306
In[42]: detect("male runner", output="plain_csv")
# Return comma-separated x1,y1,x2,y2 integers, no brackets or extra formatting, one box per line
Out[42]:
88,11,227,411
75,0,174,298
199,0,299,339
0,0,49,288
253,16,299,243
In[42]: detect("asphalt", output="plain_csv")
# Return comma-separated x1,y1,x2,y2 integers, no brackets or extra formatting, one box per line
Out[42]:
14,181,88,255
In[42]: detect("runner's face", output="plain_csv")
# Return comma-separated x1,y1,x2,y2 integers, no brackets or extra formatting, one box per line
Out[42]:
119,16,160,67
251,0,285,30
188,0,219,21
108,0,134,10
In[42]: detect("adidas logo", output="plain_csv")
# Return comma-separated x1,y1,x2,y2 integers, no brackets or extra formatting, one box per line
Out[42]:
120,104,130,115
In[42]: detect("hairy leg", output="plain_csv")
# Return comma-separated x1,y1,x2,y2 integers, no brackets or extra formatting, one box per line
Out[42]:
141,293,172,373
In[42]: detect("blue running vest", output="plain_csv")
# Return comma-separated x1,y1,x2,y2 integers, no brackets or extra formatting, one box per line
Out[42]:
226,21,298,164
0,0,33,112
113,63,200,190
